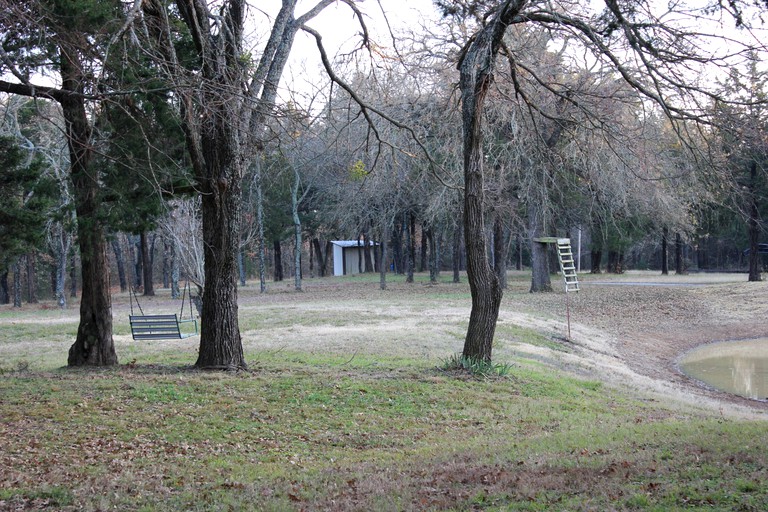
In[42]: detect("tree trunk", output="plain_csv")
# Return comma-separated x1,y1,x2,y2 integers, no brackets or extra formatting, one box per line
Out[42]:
129,235,141,289
419,223,428,273
255,162,267,293
380,222,389,290
58,45,116,366
69,248,78,298
141,231,155,296
111,238,127,293
453,217,462,283
363,231,374,273
170,242,180,299
607,251,624,274
405,211,414,283
426,227,437,284
26,252,38,304
357,238,363,274
309,234,315,278
273,240,284,282
238,249,247,286
459,3,523,362
54,231,70,308
163,238,171,289
13,259,22,308
675,232,686,275
392,221,403,274
661,227,669,275
493,215,508,290
591,250,602,274
292,174,302,291
747,161,762,282
312,238,327,277
515,233,523,271
195,165,245,369
0,271,8,304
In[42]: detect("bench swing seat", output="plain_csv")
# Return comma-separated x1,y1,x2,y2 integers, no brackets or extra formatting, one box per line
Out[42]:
129,314,198,340
128,280,199,341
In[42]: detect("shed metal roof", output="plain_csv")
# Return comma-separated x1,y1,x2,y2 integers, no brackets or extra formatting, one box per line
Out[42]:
331,240,378,247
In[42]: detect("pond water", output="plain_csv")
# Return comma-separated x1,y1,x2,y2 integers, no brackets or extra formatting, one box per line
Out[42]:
680,339,768,400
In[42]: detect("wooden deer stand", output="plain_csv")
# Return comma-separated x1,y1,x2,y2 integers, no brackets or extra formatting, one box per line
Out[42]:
533,237,579,340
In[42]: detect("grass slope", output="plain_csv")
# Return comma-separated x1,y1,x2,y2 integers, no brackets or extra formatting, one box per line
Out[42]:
1,273,766,511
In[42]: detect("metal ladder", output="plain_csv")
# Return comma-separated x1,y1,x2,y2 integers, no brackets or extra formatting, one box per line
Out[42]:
556,238,579,292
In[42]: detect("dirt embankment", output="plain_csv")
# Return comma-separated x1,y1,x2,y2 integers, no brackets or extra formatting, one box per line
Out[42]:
506,272,768,416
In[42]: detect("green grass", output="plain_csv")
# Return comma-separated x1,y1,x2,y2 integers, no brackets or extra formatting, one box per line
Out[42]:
2,357,766,511
1,274,767,511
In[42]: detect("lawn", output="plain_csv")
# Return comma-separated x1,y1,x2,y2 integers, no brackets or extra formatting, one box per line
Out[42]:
1,272,766,511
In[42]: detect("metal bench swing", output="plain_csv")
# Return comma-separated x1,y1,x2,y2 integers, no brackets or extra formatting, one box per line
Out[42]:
129,282,198,340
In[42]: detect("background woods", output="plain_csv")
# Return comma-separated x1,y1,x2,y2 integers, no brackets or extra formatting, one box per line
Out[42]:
0,0,767,366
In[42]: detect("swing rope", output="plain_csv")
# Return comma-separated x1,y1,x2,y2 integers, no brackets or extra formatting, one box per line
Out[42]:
129,281,193,318
129,286,145,316
179,280,195,320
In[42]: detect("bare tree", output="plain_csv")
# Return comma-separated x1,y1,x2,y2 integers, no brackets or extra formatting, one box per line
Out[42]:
136,0,378,369
436,0,768,362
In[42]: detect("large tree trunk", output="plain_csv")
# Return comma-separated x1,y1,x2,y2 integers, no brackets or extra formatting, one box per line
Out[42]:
458,3,523,362
196,181,244,369
68,220,117,365
661,227,669,275
59,46,117,366
194,126,245,370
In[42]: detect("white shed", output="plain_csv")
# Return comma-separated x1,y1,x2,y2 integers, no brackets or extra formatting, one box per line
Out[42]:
331,240,377,276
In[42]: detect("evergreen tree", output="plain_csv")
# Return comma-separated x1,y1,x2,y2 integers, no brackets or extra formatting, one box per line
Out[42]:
0,137,56,279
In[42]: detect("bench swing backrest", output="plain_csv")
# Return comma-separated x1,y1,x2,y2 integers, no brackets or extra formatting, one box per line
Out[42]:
129,314,198,340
